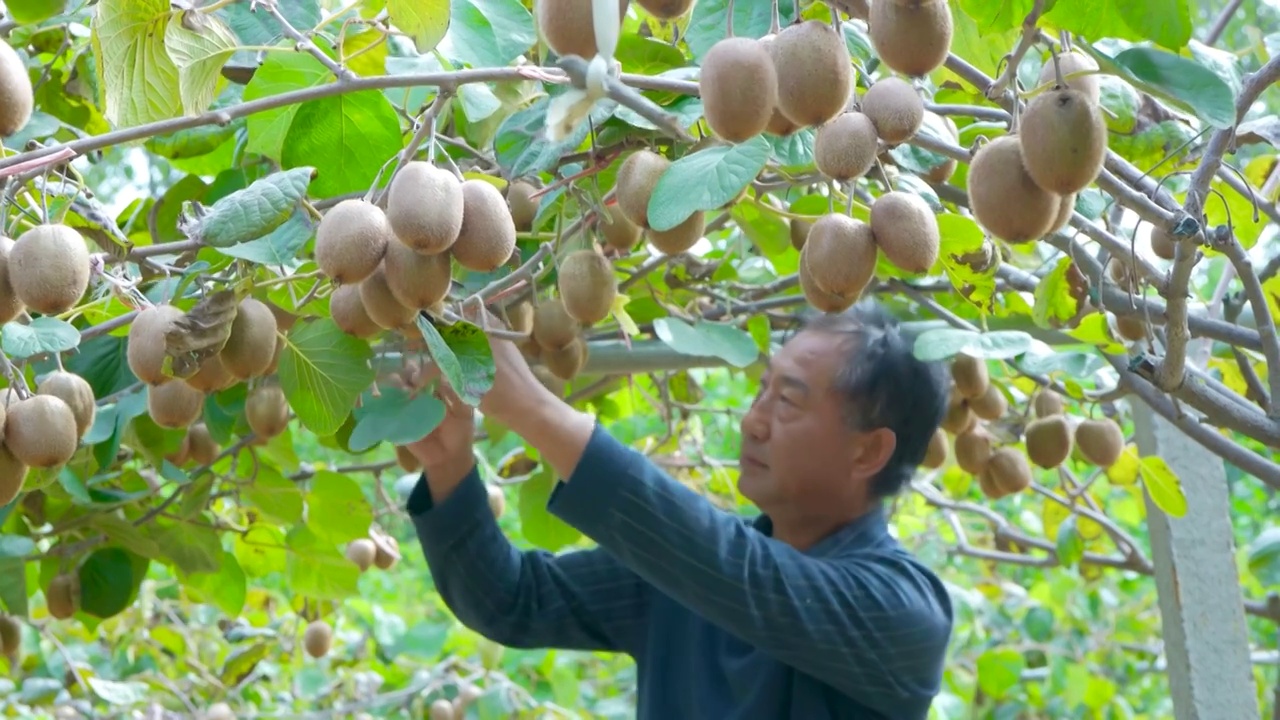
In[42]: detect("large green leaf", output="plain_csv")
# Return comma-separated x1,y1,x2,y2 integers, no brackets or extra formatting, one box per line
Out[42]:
2,317,80,359
220,0,321,46
955,0,1037,35
439,0,536,69
646,136,771,232
1115,0,1192,50
912,328,1033,362
415,316,496,407
185,166,315,248
243,466,305,525
1041,0,1140,45
1139,455,1187,518
387,0,450,53
214,210,315,266
684,0,798,61
519,466,581,551
305,471,375,545
285,525,361,600
78,547,140,618
279,90,405,198
91,0,183,126
164,9,240,116
233,524,288,577
937,214,998,312
7,0,67,24
976,648,1025,699
349,386,446,452
181,551,247,617
242,52,331,161
0,535,34,616
278,318,377,437
1247,528,1280,586
653,318,760,368
493,96,618,178
1032,256,1079,329
1103,46,1237,129
946,3,1022,78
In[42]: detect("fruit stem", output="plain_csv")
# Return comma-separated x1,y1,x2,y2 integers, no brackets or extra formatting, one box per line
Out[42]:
769,0,780,34
726,0,735,37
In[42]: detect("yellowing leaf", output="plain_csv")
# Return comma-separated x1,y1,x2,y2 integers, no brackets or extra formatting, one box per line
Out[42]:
1106,446,1141,486
387,0,450,53
92,0,183,127
164,10,240,116
1139,455,1188,517
611,294,639,336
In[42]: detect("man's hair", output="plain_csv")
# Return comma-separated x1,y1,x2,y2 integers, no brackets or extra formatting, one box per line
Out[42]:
792,299,949,498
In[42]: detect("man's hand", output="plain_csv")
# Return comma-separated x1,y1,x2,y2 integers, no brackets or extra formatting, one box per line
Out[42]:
458,299,542,424
403,361,477,503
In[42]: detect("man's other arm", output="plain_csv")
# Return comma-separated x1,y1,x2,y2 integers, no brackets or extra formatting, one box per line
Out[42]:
407,464,650,656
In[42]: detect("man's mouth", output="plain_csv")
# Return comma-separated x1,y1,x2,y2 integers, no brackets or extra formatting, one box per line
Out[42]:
742,455,768,470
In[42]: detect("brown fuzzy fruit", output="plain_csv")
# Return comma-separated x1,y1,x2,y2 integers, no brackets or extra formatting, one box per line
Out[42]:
221,298,277,380
452,180,517,272
790,217,812,251
246,385,289,439
1075,417,1124,467
860,78,924,145
10,224,91,315
204,703,235,720
330,284,380,338
372,533,400,569
558,250,617,325
1048,193,1076,235
954,429,994,475
535,0,629,59
543,338,587,380
360,264,418,330
186,423,220,466
647,212,705,255
128,304,184,385
801,214,878,303
1150,226,1177,260
0,444,27,507
1019,87,1108,195
950,354,989,399
303,620,332,658
757,35,801,137
0,39,34,136
868,0,953,77
384,240,452,310
507,181,540,231
345,538,377,571
395,445,421,472
814,112,879,181
532,299,580,351
0,615,19,656
1113,313,1146,342
37,371,95,438
921,428,948,469
869,191,939,273
0,237,25,323
6,395,78,467
184,355,237,394
1033,389,1064,417
987,448,1032,495
967,135,1060,243
798,245,855,313
506,300,534,334
598,203,642,252
769,21,853,127
969,383,1008,421
699,37,778,143
148,380,205,429
635,0,691,17
315,199,391,285
1038,50,1100,106
615,150,670,229
46,573,79,619
941,394,976,435
386,162,464,254
1025,415,1072,469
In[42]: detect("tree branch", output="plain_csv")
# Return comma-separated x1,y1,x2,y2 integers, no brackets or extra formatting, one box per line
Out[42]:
556,55,696,143
1213,232,1280,418
370,89,454,206
985,0,1045,101
261,0,356,82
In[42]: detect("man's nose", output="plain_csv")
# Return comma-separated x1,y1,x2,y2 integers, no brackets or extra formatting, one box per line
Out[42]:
741,401,769,441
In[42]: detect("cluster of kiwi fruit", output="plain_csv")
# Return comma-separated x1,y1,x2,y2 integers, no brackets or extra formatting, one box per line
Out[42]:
428,683,485,720
0,369,98,511
920,353,1128,500
0,37,33,137
967,48,1108,245
520,242,619,386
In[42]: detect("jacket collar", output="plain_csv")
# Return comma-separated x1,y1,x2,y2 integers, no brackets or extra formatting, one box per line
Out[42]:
751,504,889,557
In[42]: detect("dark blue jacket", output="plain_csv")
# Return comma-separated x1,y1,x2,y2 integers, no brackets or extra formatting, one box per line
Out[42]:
408,423,954,719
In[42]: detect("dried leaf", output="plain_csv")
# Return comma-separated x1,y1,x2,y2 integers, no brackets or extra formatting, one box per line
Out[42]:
164,290,239,377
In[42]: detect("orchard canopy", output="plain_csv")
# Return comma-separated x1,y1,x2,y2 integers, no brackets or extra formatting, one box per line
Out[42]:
0,0,1279,717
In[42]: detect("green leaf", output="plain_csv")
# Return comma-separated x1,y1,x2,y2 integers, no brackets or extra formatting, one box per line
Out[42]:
684,0,798,61
1138,455,1187,517
78,547,139,618
146,124,239,160
614,34,687,76
937,214,998,311
164,9,240,116
1103,47,1237,130
242,465,305,525
279,318,377,437
280,90,404,198
215,210,315,266
7,0,67,24
91,0,184,127
87,677,149,706
181,551,247,617
976,648,1025,699
2,317,81,359
87,515,162,560
767,128,816,170
286,525,362,600
1246,527,1280,586
219,641,270,686
647,137,771,232
305,470,374,545
912,328,1032,362
653,318,760,368
955,0,1036,35
387,0,450,53
0,535,33,616
493,96,617,178
220,0,321,46
148,519,224,575
233,524,288,577
518,466,581,551
439,0,536,69
1055,515,1085,568
1041,0,1139,45
349,386,446,452
1032,257,1079,328
1115,0,1192,50
1023,606,1055,643
730,200,790,257
946,3,1022,78
415,315,496,407
243,52,330,161
185,166,315,248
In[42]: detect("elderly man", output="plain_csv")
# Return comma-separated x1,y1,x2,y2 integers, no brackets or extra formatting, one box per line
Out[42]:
404,299,955,719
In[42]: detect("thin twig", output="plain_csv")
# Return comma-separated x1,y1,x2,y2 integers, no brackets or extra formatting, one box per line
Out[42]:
371,89,454,206
261,0,357,82
986,0,1045,101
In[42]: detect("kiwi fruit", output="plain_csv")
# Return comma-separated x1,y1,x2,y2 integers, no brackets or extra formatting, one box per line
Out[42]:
860,78,925,145
315,199,391,285
950,354,988,399
635,0,691,17
532,365,567,397
430,700,456,720
1075,417,1124,467
10,224,91,315
372,533,400,569
303,619,332,658
360,264,419,330
647,211,705,255
186,423,220,465
1033,389,1064,418
46,573,79,619
543,337,587,380
987,448,1032,496
967,135,1060,243
506,300,534,334
769,21,853,127
535,0,629,59
814,112,879,181
0,39,33,136
941,394,976,435
1025,415,1072,469
868,0,953,77
1038,50,1100,106
801,214,878,303
219,298,277,380
385,162,464,254
0,443,27,507
789,217,812,251
148,380,205,429
1107,256,1140,292
532,298,580,351
246,385,289,440
1047,193,1076,235
921,428,948,469
264,335,285,375
345,538,377,571
954,429,993,475
1150,226,1177,260
384,240,452,310
395,445,421,472
507,181,540,231
969,383,1008,421
0,237,25,323
615,150,670,229
452,180,518,272
869,191,939,273
1113,313,1146,342
598,203,642,252
798,245,855,313
757,35,801,137
128,304,184,385
6,395,78,467
558,249,617,325
922,114,960,183
36,371,95,438
204,703,236,720
1019,87,1108,195
0,615,19,656
699,37,778,143
330,284,381,338
487,484,506,518
184,354,237,394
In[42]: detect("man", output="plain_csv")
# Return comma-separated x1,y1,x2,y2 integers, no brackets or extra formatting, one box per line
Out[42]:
404,299,955,719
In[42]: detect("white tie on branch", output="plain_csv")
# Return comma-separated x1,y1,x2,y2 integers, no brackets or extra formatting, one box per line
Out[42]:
545,0,620,141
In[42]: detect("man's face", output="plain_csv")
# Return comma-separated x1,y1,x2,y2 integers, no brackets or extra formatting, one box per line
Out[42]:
738,330,862,511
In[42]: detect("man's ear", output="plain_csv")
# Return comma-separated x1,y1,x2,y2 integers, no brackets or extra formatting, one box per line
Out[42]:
851,427,896,477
